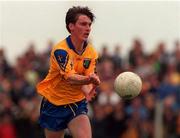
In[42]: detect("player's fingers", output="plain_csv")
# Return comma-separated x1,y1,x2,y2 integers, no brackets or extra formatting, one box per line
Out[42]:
91,78,100,85
91,94,97,100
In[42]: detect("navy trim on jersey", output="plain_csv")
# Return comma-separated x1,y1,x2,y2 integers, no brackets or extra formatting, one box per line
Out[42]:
66,35,88,55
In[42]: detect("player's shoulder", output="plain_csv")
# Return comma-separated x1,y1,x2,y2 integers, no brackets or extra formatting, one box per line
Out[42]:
50,38,70,58
53,39,68,51
86,43,97,53
86,43,98,57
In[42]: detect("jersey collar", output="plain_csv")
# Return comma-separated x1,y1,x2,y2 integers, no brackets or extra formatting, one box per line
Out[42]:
66,35,88,55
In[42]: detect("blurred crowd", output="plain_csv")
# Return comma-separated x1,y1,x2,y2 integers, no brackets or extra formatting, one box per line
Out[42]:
0,38,179,138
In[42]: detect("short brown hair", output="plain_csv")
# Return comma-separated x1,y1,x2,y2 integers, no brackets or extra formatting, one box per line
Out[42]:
65,6,95,33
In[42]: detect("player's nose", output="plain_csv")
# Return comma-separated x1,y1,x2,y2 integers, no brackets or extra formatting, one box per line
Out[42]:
85,24,91,32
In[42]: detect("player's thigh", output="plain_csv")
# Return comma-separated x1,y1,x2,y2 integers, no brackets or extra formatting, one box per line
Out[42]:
45,128,64,138
68,114,92,138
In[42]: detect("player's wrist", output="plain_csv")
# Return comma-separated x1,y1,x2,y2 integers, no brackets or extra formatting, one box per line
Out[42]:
86,75,91,84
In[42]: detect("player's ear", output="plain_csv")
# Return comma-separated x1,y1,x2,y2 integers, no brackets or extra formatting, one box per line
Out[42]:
69,23,74,32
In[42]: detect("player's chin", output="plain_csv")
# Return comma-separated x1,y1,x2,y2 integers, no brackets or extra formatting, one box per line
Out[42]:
83,34,89,40
79,36,87,42
83,36,88,41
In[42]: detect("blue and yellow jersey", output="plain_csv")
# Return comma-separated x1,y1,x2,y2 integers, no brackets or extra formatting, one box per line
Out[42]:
36,36,98,105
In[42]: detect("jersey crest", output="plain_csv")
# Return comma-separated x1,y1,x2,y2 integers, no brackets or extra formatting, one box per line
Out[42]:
83,58,91,69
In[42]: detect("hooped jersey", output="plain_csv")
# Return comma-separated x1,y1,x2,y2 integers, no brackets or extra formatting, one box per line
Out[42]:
36,36,98,105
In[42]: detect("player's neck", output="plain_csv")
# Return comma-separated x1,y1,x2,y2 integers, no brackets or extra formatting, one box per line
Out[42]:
70,35,84,52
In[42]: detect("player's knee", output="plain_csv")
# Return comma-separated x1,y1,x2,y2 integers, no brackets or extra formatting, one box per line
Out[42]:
76,131,91,138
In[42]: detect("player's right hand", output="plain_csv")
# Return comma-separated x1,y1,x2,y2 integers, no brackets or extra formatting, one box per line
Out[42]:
85,85,97,102
89,73,101,86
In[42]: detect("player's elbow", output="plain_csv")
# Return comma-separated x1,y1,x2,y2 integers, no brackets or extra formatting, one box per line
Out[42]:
65,75,76,84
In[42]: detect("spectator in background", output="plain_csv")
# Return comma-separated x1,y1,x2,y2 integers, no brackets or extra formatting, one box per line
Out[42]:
0,111,16,138
0,48,11,76
91,102,109,138
99,45,112,63
155,42,169,81
173,40,180,73
112,45,122,74
175,111,180,137
128,38,145,68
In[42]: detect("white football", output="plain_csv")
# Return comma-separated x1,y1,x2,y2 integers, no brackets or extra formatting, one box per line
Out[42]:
114,71,142,99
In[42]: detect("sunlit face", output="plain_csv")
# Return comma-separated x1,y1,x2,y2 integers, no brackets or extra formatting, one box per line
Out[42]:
69,14,92,42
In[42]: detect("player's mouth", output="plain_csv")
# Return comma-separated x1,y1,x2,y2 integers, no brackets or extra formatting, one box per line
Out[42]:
84,33,89,38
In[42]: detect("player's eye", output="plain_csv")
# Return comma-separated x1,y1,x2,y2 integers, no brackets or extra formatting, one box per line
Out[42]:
89,23,92,27
80,22,87,26
80,22,91,27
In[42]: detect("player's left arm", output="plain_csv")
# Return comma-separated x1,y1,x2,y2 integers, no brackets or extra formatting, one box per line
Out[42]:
84,51,100,85
82,51,100,101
